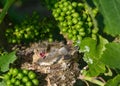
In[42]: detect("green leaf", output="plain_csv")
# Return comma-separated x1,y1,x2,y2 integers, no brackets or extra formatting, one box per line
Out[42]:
105,75,120,86
0,0,15,24
80,36,108,76
0,51,17,72
101,42,120,69
0,80,6,86
93,0,120,36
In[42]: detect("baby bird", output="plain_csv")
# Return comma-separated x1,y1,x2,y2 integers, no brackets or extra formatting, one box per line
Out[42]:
32,41,79,66
38,46,69,66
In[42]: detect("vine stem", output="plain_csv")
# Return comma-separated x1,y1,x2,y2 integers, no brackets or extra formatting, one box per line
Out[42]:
0,0,15,24
84,0,99,32
0,75,4,79
78,75,105,86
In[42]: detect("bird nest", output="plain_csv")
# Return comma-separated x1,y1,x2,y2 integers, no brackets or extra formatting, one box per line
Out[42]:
14,41,82,86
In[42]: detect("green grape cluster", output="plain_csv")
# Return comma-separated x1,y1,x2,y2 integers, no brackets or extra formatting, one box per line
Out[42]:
3,68,39,86
52,0,99,43
5,12,40,44
5,12,62,44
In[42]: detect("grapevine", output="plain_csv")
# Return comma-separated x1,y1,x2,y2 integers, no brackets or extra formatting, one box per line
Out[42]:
52,0,99,44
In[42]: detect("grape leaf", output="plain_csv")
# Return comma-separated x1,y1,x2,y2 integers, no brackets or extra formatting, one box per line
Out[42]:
80,36,108,76
101,43,120,69
105,75,120,86
0,51,17,72
0,80,6,86
93,0,120,36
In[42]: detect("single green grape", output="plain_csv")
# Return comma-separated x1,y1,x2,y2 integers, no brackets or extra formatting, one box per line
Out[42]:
32,79,39,86
15,80,21,85
72,2,77,7
22,76,29,83
22,69,29,75
6,80,11,86
16,72,24,80
12,68,19,76
28,71,36,79
26,81,32,86
68,5,73,10
72,18,78,24
63,2,69,7
72,12,79,18
49,38,53,42
11,78,16,83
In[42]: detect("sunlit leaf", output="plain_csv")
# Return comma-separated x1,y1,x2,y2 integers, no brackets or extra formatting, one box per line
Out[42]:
93,0,120,36
80,36,108,76
0,80,6,86
0,51,17,72
105,75,120,86
101,42,120,69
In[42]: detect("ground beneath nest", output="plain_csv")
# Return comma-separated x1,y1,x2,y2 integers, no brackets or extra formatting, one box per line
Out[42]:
12,41,84,86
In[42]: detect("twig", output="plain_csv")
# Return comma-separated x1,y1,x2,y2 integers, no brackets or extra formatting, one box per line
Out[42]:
83,80,90,86
97,77,106,83
78,74,105,86
0,75,4,79
0,0,15,24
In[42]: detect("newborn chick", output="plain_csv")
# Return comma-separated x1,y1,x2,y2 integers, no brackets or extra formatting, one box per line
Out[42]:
38,46,68,66
33,46,70,66
32,40,79,66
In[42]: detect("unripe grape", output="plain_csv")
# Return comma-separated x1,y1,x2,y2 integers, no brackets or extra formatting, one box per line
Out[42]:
32,79,39,85
80,32,86,36
62,22,67,27
72,18,78,24
22,69,29,75
92,28,99,34
6,80,11,85
60,12,65,16
62,7,68,12
58,16,64,21
59,4,64,8
68,34,73,39
26,81,32,86
75,24,81,29
28,71,36,79
54,3,59,8
66,11,71,15
22,76,29,83
49,38,53,42
72,2,77,7
72,36,77,41
72,12,79,18
72,30,77,35
11,78,16,83
68,21,73,26
15,80,20,85
56,8,61,13
66,16,72,20
88,22,93,27
17,72,24,80
12,68,18,76
78,3,84,7
77,35,82,40
54,13,59,18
